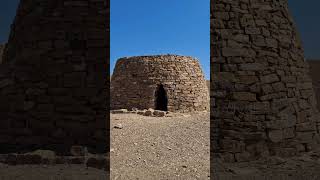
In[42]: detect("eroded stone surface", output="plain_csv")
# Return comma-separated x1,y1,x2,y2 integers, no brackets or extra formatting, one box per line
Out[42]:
0,44,4,63
111,55,210,112
0,0,109,153
0,149,108,171
211,0,320,162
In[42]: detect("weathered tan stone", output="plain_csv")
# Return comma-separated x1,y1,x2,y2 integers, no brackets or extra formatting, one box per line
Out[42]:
212,0,320,160
153,110,166,117
111,55,209,112
232,92,256,101
70,146,87,156
268,130,283,143
144,110,154,116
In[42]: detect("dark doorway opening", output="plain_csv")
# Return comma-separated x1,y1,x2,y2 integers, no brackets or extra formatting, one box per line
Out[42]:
155,84,168,111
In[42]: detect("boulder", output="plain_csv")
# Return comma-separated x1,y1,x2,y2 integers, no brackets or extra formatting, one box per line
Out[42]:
111,109,128,114
154,110,166,117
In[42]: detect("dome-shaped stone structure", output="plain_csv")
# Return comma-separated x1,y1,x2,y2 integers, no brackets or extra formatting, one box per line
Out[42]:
0,0,108,153
212,0,320,162
111,55,209,112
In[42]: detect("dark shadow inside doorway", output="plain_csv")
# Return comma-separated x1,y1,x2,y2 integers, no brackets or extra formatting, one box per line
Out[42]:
155,84,168,111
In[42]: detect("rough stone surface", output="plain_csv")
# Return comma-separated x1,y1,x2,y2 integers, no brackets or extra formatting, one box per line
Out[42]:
0,164,108,179
111,55,209,112
211,0,320,162
0,0,109,154
0,44,5,63
308,60,320,112
0,149,108,171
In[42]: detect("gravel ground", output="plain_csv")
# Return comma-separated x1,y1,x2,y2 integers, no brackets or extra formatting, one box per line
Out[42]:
111,112,320,180
0,164,108,180
213,152,320,180
110,112,210,180
2,111,320,180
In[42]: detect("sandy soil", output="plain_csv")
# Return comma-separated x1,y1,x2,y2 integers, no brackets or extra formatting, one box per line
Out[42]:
110,112,320,180
110,112,210,180
2,110,320,180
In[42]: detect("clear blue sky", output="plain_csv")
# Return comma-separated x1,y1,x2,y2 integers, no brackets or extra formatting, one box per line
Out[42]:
1,1,320,79
111,0,210,79
0,1,19,43
288,1,320,59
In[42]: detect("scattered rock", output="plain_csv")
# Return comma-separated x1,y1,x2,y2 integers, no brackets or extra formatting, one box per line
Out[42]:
111,109,128,114
144,109,154,116
28,150,56,160
114,124,123,129
70,157,85,164
227,167,260,175
137,111,145,115
70,146,87,156
154,110,166,117
86,157,107,170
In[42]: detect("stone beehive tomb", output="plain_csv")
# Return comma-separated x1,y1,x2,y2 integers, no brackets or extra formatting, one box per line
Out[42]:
0,0,108,153
212,0,320,162
111,55,209,112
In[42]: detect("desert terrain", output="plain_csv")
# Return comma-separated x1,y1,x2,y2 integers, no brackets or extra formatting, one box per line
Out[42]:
110,111,210,180
110,110,320,180
1,110,320,180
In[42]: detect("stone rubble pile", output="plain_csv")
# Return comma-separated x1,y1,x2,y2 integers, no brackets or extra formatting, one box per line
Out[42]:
111,108,169,117
0,146,108,171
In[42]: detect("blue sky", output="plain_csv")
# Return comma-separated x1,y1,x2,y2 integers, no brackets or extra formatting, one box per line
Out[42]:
0,1,19,43
288,1,320,59
111,0,210,79
1,1,320,79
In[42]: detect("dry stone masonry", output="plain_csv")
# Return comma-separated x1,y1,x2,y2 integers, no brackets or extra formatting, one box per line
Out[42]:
308,60,320,112
211,0,320,162
111,55,209,112
0,0,108,154
0,44,5,63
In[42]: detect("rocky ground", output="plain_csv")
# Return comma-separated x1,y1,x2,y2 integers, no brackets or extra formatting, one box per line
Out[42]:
0,148,108,179
1,110,320,179
111,110,320,180
0,164,108,180
110,111,210,180
213,152,320,180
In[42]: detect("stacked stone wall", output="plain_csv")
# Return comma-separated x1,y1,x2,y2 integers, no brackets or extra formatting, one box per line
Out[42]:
0,44,4,63
211,0,320,162
0,0,108,154
111,55,209,112
308,60,320,112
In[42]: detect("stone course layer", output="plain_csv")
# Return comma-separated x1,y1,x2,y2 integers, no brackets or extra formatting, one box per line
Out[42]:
0,0,108,154
111,55,209,112
211,0,320,162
